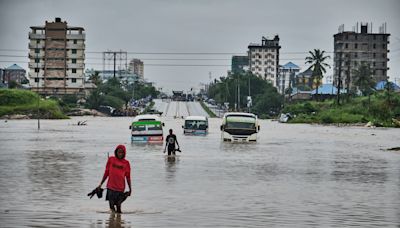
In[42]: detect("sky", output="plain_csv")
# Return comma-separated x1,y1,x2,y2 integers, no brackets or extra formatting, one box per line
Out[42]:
0,0,399,93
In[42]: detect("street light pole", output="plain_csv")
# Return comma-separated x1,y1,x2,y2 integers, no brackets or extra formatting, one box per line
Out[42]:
36,42,40,130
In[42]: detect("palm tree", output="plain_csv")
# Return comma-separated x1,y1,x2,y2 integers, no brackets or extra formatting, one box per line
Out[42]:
353,63,375,105
305,49,331,100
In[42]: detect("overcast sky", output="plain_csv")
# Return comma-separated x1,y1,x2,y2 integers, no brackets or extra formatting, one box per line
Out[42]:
1,0,399,93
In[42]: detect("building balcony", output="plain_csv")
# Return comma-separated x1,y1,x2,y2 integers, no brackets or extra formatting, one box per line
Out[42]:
67,63,85,68
66,43,86,49
28,62,45,68
29,52,45,58
66,34,85,40
29,33,45,39
28,43,45,49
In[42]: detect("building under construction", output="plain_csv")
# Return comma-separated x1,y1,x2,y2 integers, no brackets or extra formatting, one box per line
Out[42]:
333,23,390,91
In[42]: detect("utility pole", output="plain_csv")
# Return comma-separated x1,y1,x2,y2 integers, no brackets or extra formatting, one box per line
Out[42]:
337,52,342,105
346,55,351,102
237,76,240,111
113,52,116,78
36,43,40,130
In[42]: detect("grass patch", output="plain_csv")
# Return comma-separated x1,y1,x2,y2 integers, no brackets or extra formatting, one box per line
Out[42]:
0,89,68,119
199,101,217,118
283,92,400,127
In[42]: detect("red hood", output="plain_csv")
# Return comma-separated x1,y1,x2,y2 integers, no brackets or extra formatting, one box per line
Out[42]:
114,144,126,159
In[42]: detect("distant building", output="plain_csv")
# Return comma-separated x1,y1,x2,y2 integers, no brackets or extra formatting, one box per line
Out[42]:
128,59,144,79
85,69,142,84
248,36,280,87
3,64,27,85
295,68,313,90
278,62,300,94
333,23,390,90
28,17,86,95
231,55,249,74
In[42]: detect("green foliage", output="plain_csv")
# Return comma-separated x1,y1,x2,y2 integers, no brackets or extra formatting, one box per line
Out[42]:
284,92,400,127
85,77,160,110
0,89,67,119
103,95,124,109
199,101,217,118
353,63,375,96
0,89,38,105
207,72,283,117
282,102,316,115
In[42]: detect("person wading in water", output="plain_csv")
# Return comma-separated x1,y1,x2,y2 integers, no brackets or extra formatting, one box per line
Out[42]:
98,144,132,213
164,129,180,155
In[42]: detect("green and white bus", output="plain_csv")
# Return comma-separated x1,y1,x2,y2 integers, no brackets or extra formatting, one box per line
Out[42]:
130,114,164,143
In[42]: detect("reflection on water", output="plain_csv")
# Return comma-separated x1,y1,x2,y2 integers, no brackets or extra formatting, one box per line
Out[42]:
0,117,399,227
165,155,179,182
27,149,83,204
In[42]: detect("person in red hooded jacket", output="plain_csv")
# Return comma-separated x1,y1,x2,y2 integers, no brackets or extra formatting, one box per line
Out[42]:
98,144,132,213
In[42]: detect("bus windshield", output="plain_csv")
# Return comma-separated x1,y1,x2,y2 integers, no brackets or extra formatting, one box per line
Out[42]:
225,116,256,129
132,125,146,131
148,124,162,131
185,120,208,130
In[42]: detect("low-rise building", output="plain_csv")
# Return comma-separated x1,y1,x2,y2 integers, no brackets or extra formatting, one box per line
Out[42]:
278,62,300,94
3,64,27,85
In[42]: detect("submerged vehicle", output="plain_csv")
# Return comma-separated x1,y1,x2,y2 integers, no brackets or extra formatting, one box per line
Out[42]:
220,112,260,142
182,116,208,135
129,114,164,142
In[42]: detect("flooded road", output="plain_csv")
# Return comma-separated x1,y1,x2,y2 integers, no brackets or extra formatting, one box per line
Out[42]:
154,99,209,118
0,116,400,227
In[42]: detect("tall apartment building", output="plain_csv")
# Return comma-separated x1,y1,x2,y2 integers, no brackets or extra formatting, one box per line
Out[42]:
248,36,280,87
333,23,390,90
28,17,85,95
128,59,144,79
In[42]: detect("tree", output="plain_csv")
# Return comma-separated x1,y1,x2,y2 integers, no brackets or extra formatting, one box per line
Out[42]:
353,63,376,106
89,71,102,86
305,49,330,100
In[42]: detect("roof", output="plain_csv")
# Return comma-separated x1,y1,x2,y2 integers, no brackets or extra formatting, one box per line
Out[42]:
291,87,312,95
185,116,208,121
132,114,162,122
296,68,313,77
375,80,400,91
224,112,257,118
282,62,300,70
6,64,25,71
311,84,345,95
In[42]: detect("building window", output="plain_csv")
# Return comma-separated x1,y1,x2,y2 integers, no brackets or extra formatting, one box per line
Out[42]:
354,44,358,49
72,49,77,54
72,69,77,73
73,40,77,44
382,44,385,49
354,53,358,58
345,43,348,49
373,53,376,58
373,44,376,49
72,59,77,64
35,58,40,63
35,68,39,73
34,78,39,82
36,40,40,44
72,78,77,83
35,48,40,53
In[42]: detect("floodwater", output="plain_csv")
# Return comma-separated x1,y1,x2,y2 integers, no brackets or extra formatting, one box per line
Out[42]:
0,115,400,227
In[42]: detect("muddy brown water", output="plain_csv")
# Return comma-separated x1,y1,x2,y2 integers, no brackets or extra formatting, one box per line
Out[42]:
0,117,399,227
